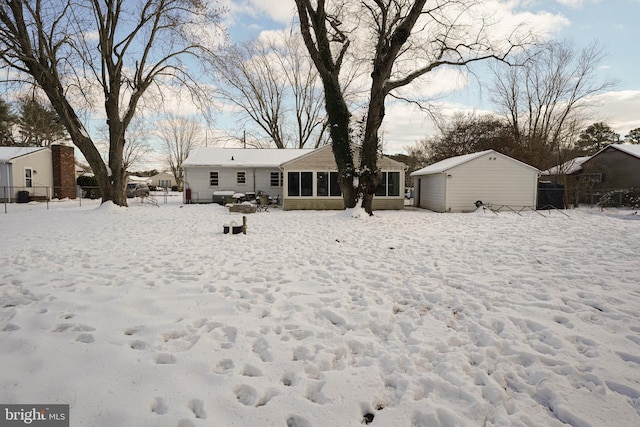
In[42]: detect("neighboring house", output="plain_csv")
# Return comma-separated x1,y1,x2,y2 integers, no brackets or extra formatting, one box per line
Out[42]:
182,146,407,210
411,150,540,213
0,145,76,202
127,175,152,184
182,147,311,204
149,172,177,189
280,144,406,211
542,144,640,206
543,143,640,189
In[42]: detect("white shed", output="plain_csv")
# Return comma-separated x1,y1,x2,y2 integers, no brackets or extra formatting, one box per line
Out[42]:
410,150,540,212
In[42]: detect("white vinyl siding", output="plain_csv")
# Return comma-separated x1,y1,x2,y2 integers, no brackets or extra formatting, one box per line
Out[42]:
445,155,538,212
417,174,446,212
412,151,539,213
184,167,286,203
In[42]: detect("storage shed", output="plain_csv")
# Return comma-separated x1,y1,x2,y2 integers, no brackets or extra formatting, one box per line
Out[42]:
411,150,540,212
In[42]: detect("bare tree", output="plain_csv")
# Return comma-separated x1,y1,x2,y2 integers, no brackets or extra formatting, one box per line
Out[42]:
0,0,223,206
414,112,514,164
295,0,534,214
491,40,616,169
158,114,202,191
213,31,328,149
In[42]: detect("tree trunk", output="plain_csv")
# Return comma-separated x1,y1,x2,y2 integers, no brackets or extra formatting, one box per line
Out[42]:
324,80,357,209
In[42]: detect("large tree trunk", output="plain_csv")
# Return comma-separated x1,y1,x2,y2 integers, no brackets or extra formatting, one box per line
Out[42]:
325,82,357,209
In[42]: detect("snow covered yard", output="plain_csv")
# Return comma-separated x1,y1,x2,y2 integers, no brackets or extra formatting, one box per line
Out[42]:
1,197,639,427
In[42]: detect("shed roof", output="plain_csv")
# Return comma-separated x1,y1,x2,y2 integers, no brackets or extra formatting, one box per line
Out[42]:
411,150,539,176
0,146,48,162
183,147,311,168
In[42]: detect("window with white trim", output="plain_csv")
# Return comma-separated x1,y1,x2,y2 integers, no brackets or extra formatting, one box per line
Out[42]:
375,171,401,197
236,171,246,185
287,172,313,196
209,171,219,186
25,168,33,188
270,171,283,187
316,172,342,197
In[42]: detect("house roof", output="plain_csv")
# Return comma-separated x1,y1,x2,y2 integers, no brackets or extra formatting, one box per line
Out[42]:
541,156,591,175
591,143,640,160
541,144,640,176
182,147,312,168
0,146,48,162
410,150,538,176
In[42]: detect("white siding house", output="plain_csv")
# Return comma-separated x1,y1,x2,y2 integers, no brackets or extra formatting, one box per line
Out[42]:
182,147,311,203
411,150,540,213
0,147,53,202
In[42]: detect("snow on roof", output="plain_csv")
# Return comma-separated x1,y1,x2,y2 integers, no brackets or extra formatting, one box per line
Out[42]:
182,147,312,168
607,143,640,159
0,146,47,162
410,150,494,176
541,156,591,175
542,144,640,176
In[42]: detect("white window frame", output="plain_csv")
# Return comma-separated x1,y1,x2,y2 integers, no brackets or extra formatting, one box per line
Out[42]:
210,171,219,186
236,171,247,185
270,171,283,187
25,167,33,188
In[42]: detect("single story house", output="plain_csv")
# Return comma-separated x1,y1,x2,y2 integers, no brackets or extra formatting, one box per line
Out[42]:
280,144,406,210
411,150,540,212
182,147,312,204
149,172,177,189
0,145,76,202
182,146,406,210
542,143,640,189
541,143,640,206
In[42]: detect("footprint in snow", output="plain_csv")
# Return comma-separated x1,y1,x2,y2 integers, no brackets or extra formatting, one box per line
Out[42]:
154,353,176,364
286,415,312,427
129,340,147,350
553,316,574,329
76,333,94,344
2,323,20,332
212,359,234,374
150,397,168,415
188,399,206,419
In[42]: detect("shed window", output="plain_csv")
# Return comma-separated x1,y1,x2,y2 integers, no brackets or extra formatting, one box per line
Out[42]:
209,172,219,186
25,168,33,188
288,172,312,196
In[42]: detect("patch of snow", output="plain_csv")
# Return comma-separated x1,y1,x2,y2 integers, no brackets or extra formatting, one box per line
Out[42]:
0,197,638,426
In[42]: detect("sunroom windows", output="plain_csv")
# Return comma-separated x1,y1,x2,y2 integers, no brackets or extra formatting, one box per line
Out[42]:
316,172,342,197
287,171,400,197
375,171,401,197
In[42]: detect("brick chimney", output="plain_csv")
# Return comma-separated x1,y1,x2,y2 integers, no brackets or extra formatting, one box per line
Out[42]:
52,144,76,199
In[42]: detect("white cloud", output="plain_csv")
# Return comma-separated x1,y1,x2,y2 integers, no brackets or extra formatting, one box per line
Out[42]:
248,0,296,23
556,0,585,7
588,90,640,135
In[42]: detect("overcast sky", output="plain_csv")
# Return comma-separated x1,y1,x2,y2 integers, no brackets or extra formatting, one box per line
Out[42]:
212,0,640,155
